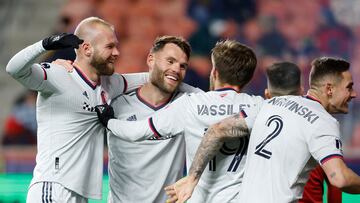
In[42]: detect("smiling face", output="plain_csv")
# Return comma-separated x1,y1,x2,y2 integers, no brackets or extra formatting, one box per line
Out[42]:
328,70,357,114
147,43,188,94
90,27,119,76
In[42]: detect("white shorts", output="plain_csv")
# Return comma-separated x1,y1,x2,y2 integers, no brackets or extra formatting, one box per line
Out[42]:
26,182,88,203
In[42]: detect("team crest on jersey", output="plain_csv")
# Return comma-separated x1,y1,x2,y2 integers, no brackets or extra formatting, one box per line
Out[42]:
40,62,51,69
127,115,137,121
336,139,343,153
83,102,95,112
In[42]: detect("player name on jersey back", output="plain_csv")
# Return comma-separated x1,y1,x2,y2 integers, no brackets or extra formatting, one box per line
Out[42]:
197,104,250,116
268,97,319,124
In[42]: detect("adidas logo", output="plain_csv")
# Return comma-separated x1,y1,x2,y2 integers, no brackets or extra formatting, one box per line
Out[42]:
127,115,137,121
82,91,89,99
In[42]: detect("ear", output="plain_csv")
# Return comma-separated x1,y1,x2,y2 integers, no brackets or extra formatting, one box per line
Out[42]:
264,88,271,99
147,53,154,71
325,82,333,97
83,42,92,57
211,67,218,80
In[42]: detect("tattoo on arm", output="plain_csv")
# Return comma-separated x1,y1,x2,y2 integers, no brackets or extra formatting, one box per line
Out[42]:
189,114,250,180
330,172,336,178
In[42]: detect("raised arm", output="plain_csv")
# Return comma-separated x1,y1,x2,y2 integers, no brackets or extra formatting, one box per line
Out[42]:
165,113,250,203
6,33,82,92
322,158,360,193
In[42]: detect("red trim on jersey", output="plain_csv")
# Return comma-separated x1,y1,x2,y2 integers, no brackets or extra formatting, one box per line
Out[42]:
121,75,128,93
320,154,343,165
148,117,161,139
136,87,173,110
41,67,47,80
305,95,322,105
73,64,99,90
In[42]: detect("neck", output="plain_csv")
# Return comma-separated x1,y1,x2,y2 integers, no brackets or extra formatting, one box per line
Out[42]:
139,82,173,106
73,59,100,83
306,88,328,111
214,82,241,92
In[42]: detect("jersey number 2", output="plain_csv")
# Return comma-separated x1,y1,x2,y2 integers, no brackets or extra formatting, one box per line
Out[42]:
255,115,283,159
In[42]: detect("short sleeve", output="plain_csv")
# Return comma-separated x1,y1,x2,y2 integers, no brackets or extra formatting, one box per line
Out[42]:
308,120,343,165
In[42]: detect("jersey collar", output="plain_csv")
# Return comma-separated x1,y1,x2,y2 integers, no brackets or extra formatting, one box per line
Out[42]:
135,87,176,111
214,87,239,93
73,65,99,90
304,95,322,105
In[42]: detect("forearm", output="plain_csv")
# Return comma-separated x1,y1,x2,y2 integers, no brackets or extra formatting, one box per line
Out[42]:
341,167,360,194
6,41,45,78
323,158,360,194
188,124,226,180
107,118,153,142
188,114,250,180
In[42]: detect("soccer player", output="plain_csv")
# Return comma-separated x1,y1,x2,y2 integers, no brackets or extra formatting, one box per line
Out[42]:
96,39,264,202
264,62,303,99
6,17,147,202
166,61,303,202
106,36,201,203
171,57,359,203
266,62,342,203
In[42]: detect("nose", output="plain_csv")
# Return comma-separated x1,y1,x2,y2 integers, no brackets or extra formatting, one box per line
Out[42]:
112,47,120,57
351,90,357,99
171,63,181,73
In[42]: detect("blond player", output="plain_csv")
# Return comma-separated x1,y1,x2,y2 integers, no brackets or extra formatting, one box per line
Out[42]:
6,17,147,202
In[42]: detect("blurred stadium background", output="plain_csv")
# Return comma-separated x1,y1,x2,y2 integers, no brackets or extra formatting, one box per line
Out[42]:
1,0,360,202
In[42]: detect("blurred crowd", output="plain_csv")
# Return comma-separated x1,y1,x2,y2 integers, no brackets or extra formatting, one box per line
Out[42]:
3,0,360,151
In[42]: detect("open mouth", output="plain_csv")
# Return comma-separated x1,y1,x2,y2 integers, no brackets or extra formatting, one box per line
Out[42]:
165,74,179,81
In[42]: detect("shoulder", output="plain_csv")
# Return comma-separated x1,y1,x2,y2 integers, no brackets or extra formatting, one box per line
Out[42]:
111,88,137,103
101,73,124,84
40,62,68,74
39,62,70,82
241,93,264,103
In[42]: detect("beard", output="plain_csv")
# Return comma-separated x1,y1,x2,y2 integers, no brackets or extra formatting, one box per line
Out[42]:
150,64,181,94
90,52,115,76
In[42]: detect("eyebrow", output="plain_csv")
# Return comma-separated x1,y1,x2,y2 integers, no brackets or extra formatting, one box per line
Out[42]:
165,56,188,66
180,63,189,69
347,82,354,87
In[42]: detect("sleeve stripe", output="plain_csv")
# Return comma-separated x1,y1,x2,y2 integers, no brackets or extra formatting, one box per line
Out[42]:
148,117,162,139
41,67,47,80
121,74,128,93
320,154,343,165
